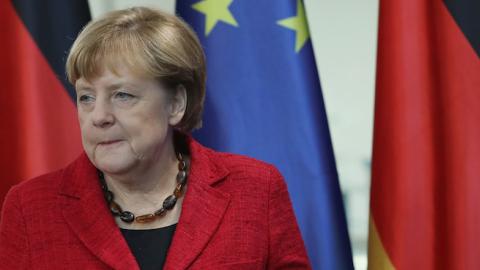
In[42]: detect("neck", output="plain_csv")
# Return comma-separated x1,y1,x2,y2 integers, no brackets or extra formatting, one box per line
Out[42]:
103,132,179,210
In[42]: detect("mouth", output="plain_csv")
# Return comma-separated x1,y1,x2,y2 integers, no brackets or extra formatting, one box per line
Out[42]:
98,140,123,146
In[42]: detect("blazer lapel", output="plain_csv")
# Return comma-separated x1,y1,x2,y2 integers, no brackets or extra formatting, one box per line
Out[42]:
164,138,231,270
58,154,139,270
58,138,230,270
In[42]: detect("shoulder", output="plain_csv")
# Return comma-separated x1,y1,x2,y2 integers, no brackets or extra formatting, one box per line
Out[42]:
194,141,282,182
213,151,279,178
189,140,285,197
0,167,66,252
2,153,86,210
5,169,64,208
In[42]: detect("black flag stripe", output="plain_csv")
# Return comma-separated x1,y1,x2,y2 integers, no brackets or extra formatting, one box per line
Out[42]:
11,0,91,101
443,0,480,58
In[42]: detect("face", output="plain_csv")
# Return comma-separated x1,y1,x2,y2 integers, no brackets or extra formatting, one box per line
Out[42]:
75,66,185,175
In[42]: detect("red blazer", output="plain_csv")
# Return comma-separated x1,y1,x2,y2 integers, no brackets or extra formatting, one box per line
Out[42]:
0,138,311,269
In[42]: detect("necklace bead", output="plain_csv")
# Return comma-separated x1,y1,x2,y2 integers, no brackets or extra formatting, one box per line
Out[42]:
98,152,189,224
120,211,135,223
163,195,177,210
136,214,156,223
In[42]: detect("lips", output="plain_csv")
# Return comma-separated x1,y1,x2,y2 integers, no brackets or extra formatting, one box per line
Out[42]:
98,140,123,145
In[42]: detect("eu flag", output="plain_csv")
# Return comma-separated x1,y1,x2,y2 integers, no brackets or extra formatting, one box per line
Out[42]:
176,1,353,269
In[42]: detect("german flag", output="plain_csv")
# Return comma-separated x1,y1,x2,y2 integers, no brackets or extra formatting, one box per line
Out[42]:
0,1,90,209
369,0,479,269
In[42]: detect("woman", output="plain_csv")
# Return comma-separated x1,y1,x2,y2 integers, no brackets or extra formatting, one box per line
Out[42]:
0,7,311,270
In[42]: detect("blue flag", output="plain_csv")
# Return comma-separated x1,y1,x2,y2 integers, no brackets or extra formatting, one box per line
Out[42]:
176,1,353,268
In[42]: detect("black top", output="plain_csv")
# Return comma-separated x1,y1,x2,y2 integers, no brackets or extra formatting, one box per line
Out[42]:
121,224,177,270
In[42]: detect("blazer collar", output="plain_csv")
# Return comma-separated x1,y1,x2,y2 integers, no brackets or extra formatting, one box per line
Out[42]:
58,152,139,270
164,137,231,270
58,136,231,270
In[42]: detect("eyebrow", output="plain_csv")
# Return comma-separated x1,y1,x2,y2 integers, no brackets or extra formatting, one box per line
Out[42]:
75,82,138,92
75,84,92,92
75,79,93,91
107,82,142,92
106,83,125,91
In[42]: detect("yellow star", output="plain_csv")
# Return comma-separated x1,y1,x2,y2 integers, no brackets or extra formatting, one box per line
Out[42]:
277,0,310,53
192,0,238,36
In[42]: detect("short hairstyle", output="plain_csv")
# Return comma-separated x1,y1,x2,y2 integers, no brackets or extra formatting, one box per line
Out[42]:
66,7,206,132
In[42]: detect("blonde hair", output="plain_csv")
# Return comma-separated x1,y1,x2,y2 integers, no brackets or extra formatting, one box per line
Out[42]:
66,7,206,132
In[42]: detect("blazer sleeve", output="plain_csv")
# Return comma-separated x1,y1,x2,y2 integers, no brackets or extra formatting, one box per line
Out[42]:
0,185,30,269
267,166,312,269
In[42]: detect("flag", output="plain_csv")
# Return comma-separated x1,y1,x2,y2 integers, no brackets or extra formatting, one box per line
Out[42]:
176,1,353,269
0,0,90,209
369,0,480,269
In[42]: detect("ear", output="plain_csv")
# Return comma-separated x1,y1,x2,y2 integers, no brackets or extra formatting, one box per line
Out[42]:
168,84,187,126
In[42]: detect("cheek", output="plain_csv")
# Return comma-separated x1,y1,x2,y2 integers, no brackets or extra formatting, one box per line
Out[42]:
126,108,170,143
77,110,95,153
77,113,89,136
136,115,168,138
135,102,169,127
77,108,88,130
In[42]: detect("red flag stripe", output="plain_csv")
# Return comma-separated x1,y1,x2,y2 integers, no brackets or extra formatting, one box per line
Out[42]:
370,0,480,269
0,1,83,209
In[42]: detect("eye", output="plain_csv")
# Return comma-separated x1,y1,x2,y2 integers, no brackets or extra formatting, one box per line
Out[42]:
114,91,135,101
78,94,95,103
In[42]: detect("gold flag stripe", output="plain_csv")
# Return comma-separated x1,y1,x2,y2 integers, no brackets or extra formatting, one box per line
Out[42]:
368,216,396,270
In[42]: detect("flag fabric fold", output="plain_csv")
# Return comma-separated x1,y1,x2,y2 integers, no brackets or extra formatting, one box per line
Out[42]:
176,1,353,269
0,0,89,210
369,0,480,269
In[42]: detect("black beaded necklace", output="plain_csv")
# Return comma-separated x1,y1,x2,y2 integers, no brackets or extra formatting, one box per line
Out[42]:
98,152,189,224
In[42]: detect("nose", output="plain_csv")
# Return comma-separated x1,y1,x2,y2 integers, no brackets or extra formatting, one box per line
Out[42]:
92,100,114,128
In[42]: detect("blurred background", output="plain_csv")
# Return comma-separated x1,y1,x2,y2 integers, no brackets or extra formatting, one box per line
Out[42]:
88,1,378,269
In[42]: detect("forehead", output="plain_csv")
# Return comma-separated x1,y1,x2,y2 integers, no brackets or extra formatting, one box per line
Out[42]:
72,38,157,83
75,64,151,88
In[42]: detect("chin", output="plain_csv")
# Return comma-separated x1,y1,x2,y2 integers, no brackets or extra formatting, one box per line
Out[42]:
88,143,138,174
94,157,137,175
